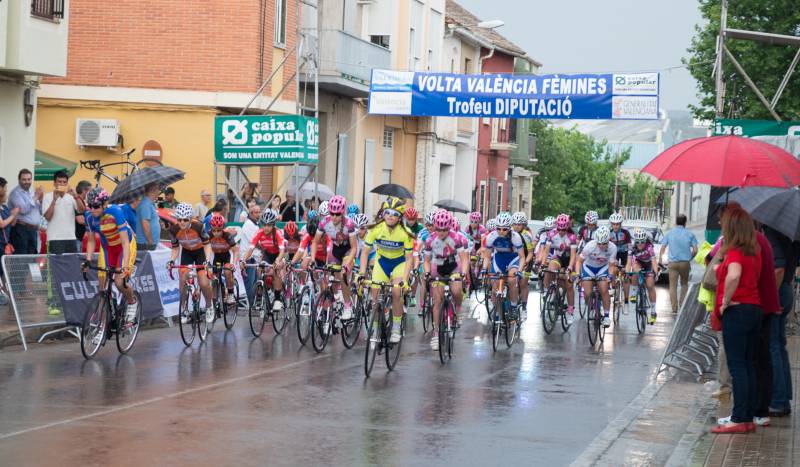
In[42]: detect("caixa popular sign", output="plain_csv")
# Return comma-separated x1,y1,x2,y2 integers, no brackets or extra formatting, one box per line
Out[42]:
214,115,319,165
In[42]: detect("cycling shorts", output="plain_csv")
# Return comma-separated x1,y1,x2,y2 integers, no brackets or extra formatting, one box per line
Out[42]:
213,252,231,266
372,255,406,285
635,260,653,272
581,263,609,280
548,252,571,269
98,240,137,280
181,248,207,266
431,260,458,279
615,251,628,267
328,242,352,265
491,254,520,275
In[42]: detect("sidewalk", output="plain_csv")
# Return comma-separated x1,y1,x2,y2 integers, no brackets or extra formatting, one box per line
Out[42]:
688,335,800,466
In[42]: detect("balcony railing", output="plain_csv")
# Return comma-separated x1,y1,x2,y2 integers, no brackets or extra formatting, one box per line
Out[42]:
31,0,65,20
305,29,392,96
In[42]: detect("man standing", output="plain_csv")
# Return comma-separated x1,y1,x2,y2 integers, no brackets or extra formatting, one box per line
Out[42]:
239,203,262,304
279,190,304,222
42,171,80,255
9,169,43,255
194,189,212,219
159,187,178,209
659,214,698,313
135,183,161,250
73,180,92,250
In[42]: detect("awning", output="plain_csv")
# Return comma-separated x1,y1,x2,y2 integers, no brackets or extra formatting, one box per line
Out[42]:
34,150,77,181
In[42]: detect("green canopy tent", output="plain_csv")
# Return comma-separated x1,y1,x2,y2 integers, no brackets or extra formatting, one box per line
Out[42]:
33,150,77,181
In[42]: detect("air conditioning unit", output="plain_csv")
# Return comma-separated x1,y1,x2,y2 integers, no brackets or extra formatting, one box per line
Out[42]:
76,119,120,147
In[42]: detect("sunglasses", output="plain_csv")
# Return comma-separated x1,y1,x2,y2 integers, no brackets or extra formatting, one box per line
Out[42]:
88,204,103,210
497,227,510,232
384,209,401,217
211,228,224,233
436,228,449,233
331,212,342,217
177,218,191,223
558,228,567,232
635,240,647,245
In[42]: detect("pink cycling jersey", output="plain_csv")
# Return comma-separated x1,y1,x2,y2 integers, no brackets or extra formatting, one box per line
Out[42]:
318,215,357,246
546,229,578,257
424,231,467,266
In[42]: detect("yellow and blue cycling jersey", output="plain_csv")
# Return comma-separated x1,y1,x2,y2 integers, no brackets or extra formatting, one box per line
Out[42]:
364,221,414,283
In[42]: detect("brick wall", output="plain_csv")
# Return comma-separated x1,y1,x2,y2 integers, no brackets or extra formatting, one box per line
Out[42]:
46,0,297,99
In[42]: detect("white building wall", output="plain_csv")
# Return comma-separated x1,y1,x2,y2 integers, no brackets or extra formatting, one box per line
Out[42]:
0,80,37,190
4,0,69,76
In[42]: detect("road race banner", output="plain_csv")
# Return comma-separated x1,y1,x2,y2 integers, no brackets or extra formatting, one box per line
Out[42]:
713,119,800,137
214,115,319,165
52,253,162,326
368,69,660,120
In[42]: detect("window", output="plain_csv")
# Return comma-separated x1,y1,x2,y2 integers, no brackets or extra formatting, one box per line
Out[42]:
491,119,499,142
31,0,64,20
508,119,518,145
478,182,487,219
382,127,394,149
496,183,504,215
409,28,419,70
275,0,287,45
370,35,390,49
463,57,473,74
427,50,433,71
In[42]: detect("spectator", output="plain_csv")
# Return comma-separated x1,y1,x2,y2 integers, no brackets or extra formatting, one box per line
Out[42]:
711,207,763,434
0,178,20,304
194,189,212,219
121,197,140,240
763,226,798,417
42,170,80,255
239,203,262,304
159,187,178,209
203,199,229,232
135,183,161,251
280,190,304,222
73,180,91,250
8,169,43,255
270,194,282,213
238,197,258,223
659,214,698,313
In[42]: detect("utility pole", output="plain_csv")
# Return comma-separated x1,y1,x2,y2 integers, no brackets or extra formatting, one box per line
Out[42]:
715,0,728,117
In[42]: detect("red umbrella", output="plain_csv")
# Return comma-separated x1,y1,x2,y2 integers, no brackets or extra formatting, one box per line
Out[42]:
642,135,800,188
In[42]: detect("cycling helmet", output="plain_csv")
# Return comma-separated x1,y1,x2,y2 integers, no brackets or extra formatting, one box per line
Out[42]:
284,220,298,237
595,225,611,244
468,211,482,224
496,212,512,228
209,213,226,229
433,210,451,230
318,200,329,217
609,212,624,224
555,213,570,230
260,209,278,225
381,197,405,214
486,219,497,231
512,211,528,225
306,209,318,220
585,210,599,224
353,213,369,228
451,217,461,231
632,228,648,242
328,195,346,214
404,207,419,221
543,216,556,230
174,202,193,220
424,211,436,225
306,217,319,236
347,203,360,216
86,187,110,209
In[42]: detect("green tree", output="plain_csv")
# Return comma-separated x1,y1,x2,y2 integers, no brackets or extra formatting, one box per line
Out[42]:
530,121,627,220
622,173,672,214
684,0,800,121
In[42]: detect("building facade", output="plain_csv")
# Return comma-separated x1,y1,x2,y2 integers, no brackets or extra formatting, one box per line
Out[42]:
37,0,298,204
0,0,69,184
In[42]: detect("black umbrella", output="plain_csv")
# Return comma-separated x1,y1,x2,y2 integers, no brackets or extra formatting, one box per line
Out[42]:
434,198,470,213
370,183,414,199
110,166,186,203
715,187,800,240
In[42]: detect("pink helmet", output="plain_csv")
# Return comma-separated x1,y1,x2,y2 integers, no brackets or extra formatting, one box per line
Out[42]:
556,213,570,230
433,210,451,230
468,211,482,223
328,195,346,214
451,217,460,231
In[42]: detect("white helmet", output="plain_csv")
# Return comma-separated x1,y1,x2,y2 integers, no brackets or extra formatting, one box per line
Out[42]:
353,213,369,227
609,212,624,224
424,211,436,225
175,202,193,220
595,225,610,244
260,209,278,225
511,211,528,225
585,210,599,224
495,212,512,228
632,228,648,242
486,219,497,231
319,200,329,217
543,216,556,229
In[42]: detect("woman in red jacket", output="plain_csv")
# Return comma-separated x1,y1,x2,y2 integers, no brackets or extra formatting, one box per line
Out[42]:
711,207,763,434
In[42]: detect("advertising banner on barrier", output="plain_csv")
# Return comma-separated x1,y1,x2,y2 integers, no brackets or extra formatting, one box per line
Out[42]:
51,253,163,326
368,69,660,120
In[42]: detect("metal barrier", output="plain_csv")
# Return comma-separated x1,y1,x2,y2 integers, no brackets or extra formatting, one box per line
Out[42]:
1,253,82,350
656,282,720,380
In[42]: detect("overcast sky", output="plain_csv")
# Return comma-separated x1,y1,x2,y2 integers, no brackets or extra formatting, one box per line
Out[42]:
456,0,705,112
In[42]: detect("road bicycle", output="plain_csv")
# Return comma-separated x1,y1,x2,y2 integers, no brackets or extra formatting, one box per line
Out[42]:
485,273,520,352
80,148,163,187
628,270,651,334
209,263,240,330
419,277,434,333
541,270,573,335
310,264,348,353
585,276,607,347
245,262,289,338
431,276,462,364
168,264,209,346
79,263,142,359
364,280,407,378
341,269,371,349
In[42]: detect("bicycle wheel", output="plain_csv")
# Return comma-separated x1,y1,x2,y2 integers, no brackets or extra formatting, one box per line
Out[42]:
505,302,518,348
576,282,586,319
296,285,313,346
491,301,502,352
249,283,267,337
438,300,451,364
587,293,599,347
341,295,362,349
541,287,557,335
178,293,196,346
636,287,648,334
223,281,239,330
364,305,380,378
197,299,210,342
385,313,405,371
421,292,433,333
272,297,290,335
116,291,142,354
559,292,571,333
598,300,606,343
311,293,332,353
81,294,109,359
611,283,623,324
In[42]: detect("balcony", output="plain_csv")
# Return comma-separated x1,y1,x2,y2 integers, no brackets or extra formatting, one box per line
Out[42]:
1,0,68,76
301,29,392,98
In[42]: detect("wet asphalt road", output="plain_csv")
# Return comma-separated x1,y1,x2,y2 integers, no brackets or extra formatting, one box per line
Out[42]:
0,287,677,466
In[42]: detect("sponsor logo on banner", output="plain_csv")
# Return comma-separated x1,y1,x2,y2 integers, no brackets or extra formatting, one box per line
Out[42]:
368,92,412,115
370,70,414,91
612,73,659,95
612,96,660,120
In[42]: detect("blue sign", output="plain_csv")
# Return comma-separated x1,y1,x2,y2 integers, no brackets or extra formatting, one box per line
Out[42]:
368,69,660,120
